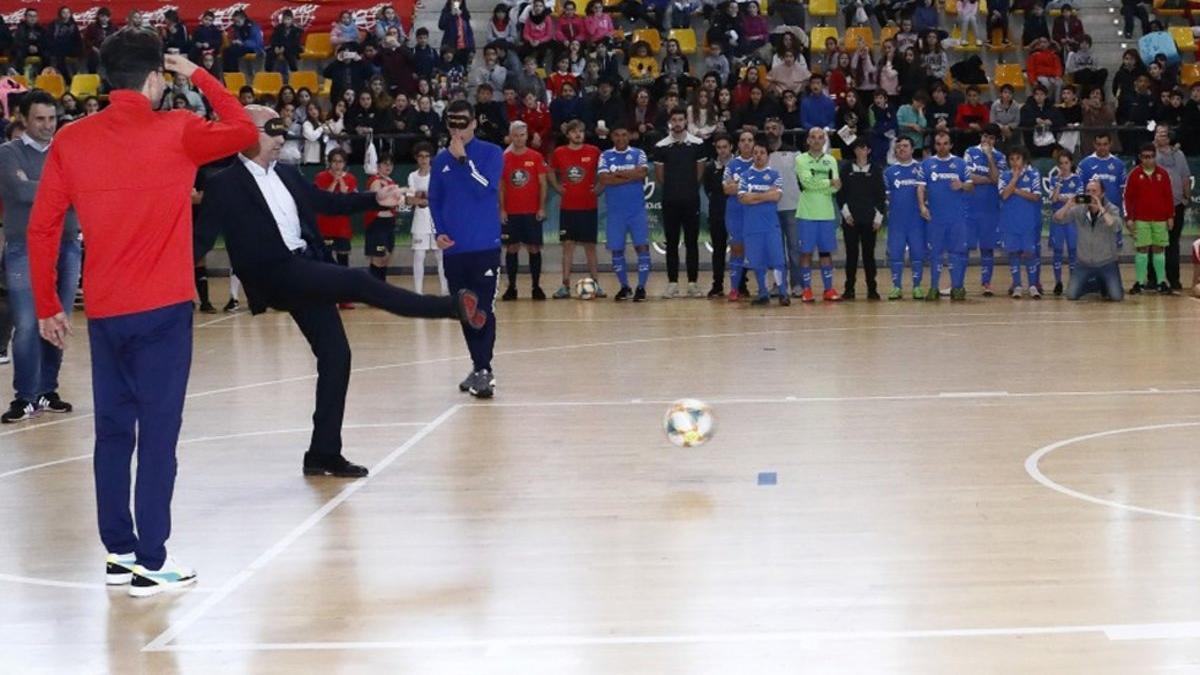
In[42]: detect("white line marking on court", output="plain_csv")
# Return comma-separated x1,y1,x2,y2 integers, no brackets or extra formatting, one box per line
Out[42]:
141,405,463,653
1025,421,1200,523
141,619,1200,652
938,391,1010,398
195,313,241,329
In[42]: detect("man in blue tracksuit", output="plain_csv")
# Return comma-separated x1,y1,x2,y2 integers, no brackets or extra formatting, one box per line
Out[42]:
430,100,504,398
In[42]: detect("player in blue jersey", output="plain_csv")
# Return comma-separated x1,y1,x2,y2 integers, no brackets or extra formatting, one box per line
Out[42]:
1077,132,1127,246
883,137,927,300
918,131,974,301
723,130,756,300
998,146,1045,299
597,126,651,302
1048,152,1082,295
738,139,790,306
963,124,1007,296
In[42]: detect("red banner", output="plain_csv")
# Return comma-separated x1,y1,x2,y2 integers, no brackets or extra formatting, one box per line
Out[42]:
0,1,416,36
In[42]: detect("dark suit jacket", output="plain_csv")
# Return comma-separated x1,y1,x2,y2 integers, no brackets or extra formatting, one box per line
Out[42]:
195,160,377,314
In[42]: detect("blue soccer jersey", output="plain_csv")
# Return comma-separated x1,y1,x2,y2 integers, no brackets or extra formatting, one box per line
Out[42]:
1049,172,1082,209
920,154,970,224
1078,154,1126,210
884,161,926,229
598,146,648,213
738,166,783,234
723,155,755,237
999,166,1043,225
964,145,1007,218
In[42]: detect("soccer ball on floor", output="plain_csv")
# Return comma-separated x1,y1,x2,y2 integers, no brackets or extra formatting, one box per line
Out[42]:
663,399,715,448
575,277,598,300
1193,283,1200,298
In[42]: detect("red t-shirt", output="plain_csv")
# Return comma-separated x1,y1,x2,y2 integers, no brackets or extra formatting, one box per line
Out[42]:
502,148,546,216
364,174,396,226
314,170,358,239
551,144,600,211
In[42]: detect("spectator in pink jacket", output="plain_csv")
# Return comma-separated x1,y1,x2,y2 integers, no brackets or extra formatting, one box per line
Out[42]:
522,0,556,65
584,0,617,45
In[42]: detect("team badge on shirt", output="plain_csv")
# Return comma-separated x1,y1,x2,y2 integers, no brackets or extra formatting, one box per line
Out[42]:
566,166,585,183
511,169,530,186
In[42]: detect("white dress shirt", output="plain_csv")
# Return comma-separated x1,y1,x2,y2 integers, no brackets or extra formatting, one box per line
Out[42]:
239,155,307,252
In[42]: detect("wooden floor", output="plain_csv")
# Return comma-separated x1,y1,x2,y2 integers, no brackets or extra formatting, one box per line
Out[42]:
5,272,1200,673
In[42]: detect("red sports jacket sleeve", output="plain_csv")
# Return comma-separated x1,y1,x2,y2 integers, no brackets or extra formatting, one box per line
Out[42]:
27,146,72,318
183,68,259,166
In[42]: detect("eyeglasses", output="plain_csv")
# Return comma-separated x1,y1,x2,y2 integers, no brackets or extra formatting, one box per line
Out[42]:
1140,153,1156,159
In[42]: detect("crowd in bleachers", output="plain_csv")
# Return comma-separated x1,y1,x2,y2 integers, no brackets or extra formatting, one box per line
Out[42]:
0,0,1198,160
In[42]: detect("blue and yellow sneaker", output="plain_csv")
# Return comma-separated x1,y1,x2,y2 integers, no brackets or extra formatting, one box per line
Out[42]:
128,556,197,598
106,552,136,586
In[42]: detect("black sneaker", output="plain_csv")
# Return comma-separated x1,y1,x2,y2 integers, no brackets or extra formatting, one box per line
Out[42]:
750,295,770,306
222,299,239,313
501,286,518,301
303,453,368,478
468,369,495,399
867,289,881,301
707,285,724,298
1158,282,1176,296
633,287,647,302
37,393,72,414
531,286,547,301
1053,282,1063,296
458,370,474,392
1129,282,1143,295
198,302,217,314
842,288,856,300
614,286,633,302
778,293,791,306
1,399,39,424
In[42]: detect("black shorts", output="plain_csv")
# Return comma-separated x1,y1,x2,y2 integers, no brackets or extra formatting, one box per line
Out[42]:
364,217,397,256
324,237,351,253
559,209,599,244
502,213,544,246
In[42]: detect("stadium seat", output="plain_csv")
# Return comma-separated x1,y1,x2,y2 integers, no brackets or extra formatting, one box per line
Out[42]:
9,75,29,88
1182,63,1200,86
1153,0,1185,16
33,72,65,98
830,148,842,160
809,0,838,19
631,28,662,53
1170,26,1197,52
224,72,247,94
879,25,899,44
669,28,698,55
988,27,1013,51
252,71,284,97
289,70,319,95
318,77,331,98
992,63,1025,90
69,73,100,98
844,27,874,49
810,26,839,51
301,32,333,61
950,25,982,51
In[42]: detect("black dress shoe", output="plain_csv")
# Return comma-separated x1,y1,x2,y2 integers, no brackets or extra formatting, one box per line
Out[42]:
303,455,369,478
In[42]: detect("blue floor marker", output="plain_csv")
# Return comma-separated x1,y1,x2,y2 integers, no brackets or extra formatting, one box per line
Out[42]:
757,472,777,486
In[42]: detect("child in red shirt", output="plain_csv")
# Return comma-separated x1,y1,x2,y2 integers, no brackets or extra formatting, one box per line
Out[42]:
314,148,357,268
519,91,553,154
364,156,399,283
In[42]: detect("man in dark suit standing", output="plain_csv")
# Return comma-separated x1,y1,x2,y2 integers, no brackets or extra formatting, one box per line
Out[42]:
196,106,487,479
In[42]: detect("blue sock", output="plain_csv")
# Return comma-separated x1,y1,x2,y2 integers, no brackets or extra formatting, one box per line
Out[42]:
730,257,744,291
800,266,812,290
912,256,925,288
1067,248,1076,275
1010,258,1022,287
636,251,650,289
950,252,967,289
980,249,994,286
820,264,834,291
754,269,768,298
890,259,903,288
612,250,629,288
929,257,942,290
1027,256,1042,288
1052,251,1063,283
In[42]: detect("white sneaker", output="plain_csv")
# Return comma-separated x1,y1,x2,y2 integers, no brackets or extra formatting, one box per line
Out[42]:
1028,285,1042,299
1011,285,1023,299
0,352,9,365
686,282,702,297
128,555,197,598
662,282,679,299
106,552,136,585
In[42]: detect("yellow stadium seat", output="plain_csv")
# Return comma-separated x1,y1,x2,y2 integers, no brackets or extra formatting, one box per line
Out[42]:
301,32,333,61
945,0,987,14
950,25,982,51
1182,63,1200,86
992,63,1025,90
844,27,874,49
318,77,331,98
809,0,838,17
631,28,662,53
68,73,100,98
810,26,839,51
830,148,842,160
252,71,284,97
1171,26,1197,52
759,0,768,13
9,75,29,89
879,25,899,44
988,27,1013,50
1153,0,1185,16
224,72,247,95
668,28,698,55
288,70,319,94
33,72,65,98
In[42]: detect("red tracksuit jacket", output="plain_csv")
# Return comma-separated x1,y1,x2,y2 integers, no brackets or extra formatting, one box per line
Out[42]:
1122,165,1175,222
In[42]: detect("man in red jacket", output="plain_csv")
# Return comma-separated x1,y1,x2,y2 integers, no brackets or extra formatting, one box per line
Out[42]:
1123,142,1177,295
26,30,257,597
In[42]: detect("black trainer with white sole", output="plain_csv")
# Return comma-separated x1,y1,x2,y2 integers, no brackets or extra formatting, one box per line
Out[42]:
1,399,39,424
37,392,73,414
468,369,495,399
106,552,136,585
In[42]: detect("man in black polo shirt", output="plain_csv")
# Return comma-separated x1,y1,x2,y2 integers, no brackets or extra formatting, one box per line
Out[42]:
652,108,709,298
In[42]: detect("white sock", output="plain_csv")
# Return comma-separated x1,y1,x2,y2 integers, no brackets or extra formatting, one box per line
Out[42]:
229,274,242,301
773,270,784,287
413,249,427,294
435,249,449,295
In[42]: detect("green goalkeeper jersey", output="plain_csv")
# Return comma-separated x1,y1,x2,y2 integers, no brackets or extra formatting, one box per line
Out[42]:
794,151,840,221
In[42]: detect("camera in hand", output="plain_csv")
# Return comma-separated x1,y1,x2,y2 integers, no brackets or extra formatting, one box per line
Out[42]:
1074,194,1092,205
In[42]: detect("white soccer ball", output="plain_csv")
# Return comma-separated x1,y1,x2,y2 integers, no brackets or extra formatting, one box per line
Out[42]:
663,399,716,448
575,277,598,300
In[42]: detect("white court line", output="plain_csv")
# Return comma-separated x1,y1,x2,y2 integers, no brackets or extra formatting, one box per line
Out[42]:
142,404,463,653
194,313,242,329
1025,421,1200,523
143,620,1200,652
